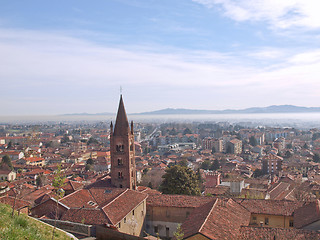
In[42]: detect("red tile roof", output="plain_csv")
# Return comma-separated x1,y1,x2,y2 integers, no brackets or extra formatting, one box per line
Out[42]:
102,189,147,225
239,226,320,240
61,208,110,225
237,199,304,216
147,194,213,208
26,157,44,163
182,198,251,239
0,196,31,210
294,200,320,228
54,186,147,226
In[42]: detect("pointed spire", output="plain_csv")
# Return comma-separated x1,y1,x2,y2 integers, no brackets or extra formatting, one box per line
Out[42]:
110,121,113,135
113,95,129,136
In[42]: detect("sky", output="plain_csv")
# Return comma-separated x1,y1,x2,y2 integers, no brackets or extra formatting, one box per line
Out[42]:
1,0,320,115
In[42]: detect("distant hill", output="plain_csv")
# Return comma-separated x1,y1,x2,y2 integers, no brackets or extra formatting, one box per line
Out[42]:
61,105,320,116
138,105,320,115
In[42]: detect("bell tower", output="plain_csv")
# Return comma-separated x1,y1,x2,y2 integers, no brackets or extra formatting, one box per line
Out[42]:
110,95,136,189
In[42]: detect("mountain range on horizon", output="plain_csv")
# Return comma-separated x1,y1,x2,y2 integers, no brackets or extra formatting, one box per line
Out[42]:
63,105,320,116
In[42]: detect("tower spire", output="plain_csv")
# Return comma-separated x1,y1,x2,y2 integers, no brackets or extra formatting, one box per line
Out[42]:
110,95,136,190
113,95,129,136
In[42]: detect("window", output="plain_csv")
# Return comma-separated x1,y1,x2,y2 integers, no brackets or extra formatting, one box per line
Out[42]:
87,201,96,206
116,144,124,152
124,217,126,223
132,210,135,216
118,223,121,228
119,184,123,188
252,216,257,221
154,226,158,234
118,158,123,166
130,144,133,151
186,211,190,218
289,220,294,227
166,210,170,217
265,217,269,225
118,171,123,179
166,227,170,238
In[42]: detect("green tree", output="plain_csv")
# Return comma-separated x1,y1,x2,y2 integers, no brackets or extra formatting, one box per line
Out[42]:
160,165,200,195
7,141,12,149
183,128,192,135
52,164,66,240
201,160,211,170
286,143,293,149
87,137,99,145
249,136,258,146
60,135,70,144
196,168,204,192
85,164,92,171
36,174,47,188
253,169,263,178
312,133,320,141
45,141,53,148
169,128,177,136
86,158,94,165
285,150,292,158
173,224,184,240
210,159,220,170
226,145,232,154
313,153,320,163
1,155,13,171
211,146,216,154
178,159,188,167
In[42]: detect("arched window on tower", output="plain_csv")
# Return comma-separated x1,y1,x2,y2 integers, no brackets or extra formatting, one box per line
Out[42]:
118,171,123,179
118,158,123,166
116,144,124,152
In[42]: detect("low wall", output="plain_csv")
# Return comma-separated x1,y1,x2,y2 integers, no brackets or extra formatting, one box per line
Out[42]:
39,219,95,237
96,226,146,240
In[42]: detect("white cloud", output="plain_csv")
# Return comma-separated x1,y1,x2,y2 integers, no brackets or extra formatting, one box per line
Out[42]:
1,28,320,114
193,0,320,29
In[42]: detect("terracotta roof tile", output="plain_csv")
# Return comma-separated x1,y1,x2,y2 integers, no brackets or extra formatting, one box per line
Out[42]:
294,200,320,228
182,198,251,239
0,196,31,210
61,208,111,225
239,226,320,240
237,199,304,216
102,189,147,225
147,194,213,208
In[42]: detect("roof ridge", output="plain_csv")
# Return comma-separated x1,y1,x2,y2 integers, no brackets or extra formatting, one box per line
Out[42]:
102,189,129,209
113,193,148,225
60,188,83,201
269,182,282,193
198,198,219,233
87,188,99,206
101,189,129,225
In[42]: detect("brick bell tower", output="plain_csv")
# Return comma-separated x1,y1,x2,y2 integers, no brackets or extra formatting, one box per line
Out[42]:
110,95,136,190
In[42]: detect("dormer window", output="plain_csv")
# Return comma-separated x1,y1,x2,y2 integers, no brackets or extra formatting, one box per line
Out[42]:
87,201,96,206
